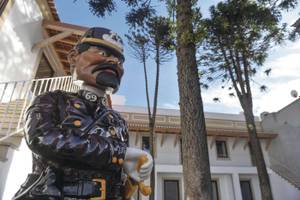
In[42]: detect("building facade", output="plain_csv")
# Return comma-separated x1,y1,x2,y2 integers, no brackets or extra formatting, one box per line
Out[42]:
114,105,300,200
0,0,300,200
261,99,300,190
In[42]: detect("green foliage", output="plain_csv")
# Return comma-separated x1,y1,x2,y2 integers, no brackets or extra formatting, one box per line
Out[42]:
129,16,175,64
78,0,155,27
126,6,156,28
126,32,151,62
258,0,298,10
146,16,175,50
126,16,175,64
84,0,116,17
198,0,296,99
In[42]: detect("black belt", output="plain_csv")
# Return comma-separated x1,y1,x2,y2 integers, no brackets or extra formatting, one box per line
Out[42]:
63,178,106,200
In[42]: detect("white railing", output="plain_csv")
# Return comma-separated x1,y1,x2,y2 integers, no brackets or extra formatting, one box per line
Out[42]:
0,76,80,142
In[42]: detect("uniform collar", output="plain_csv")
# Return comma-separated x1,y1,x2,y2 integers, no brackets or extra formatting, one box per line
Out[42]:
78,89,108,106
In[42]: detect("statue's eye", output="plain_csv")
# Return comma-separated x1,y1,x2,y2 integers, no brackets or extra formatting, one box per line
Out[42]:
98,50,108,57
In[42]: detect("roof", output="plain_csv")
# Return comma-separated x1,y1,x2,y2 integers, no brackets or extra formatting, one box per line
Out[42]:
113,105,277,139
35,1,88,74
47,0,60,21
292,18,300,28
42,20,88,73
113,105,260,121
272,99,300,114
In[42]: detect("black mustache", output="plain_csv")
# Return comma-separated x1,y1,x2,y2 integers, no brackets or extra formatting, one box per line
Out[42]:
91,63,119,77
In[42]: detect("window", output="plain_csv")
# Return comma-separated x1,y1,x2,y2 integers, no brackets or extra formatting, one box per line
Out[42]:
164,180,180,200
216,140,229,158
211,180,220,200
142,136,150,153
0,0,9,16
240,180,253,200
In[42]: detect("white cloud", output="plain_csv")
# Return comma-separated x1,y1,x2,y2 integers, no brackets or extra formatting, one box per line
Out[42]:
202,85,242,113
266,53,300,79
111,94,126,105
252,40,300,114
282,10,299,25
253,78,300,114
288,40,300,50
201,39,300,116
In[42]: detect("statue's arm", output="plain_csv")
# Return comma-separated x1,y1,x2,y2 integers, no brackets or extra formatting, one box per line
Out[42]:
24,92,126,169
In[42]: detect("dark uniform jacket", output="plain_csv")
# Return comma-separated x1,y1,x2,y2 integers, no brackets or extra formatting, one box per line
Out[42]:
13,90,129,200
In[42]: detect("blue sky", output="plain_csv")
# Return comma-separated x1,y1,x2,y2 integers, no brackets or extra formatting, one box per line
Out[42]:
54,1,300,115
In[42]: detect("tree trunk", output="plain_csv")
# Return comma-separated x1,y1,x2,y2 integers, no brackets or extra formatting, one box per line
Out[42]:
176,0,212,200
149,119,156,200
149,46,160,200
241,98,274,200
142,56,152,120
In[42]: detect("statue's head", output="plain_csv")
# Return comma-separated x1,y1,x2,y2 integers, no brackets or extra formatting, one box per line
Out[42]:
68,27,125,93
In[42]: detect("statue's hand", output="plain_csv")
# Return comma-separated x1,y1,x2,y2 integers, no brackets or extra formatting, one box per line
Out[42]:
123,147,153,182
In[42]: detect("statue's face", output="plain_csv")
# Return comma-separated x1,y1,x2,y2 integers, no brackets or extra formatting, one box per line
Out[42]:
69,45,124,93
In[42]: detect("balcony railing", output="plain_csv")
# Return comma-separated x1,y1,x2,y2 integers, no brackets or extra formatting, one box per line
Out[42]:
0,76,80,142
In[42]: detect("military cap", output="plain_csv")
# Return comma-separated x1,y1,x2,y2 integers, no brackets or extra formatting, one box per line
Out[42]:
75,27,124,61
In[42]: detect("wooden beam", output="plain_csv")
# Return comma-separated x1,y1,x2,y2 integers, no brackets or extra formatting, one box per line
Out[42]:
160,134,165,147
41,29,66,75
32,31,74,51
56,49,70,55
43,20,88,35
61,59,69,64
232,136,240,150
210,136,216,149
59,39,77,46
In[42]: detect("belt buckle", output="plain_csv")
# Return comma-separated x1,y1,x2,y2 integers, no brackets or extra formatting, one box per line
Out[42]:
90,178,106,200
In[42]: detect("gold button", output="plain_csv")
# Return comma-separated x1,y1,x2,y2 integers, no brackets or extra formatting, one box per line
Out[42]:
109,127,116,136
118,158,124,165
73,120,81,127
74,103,81,109
112,157,117,164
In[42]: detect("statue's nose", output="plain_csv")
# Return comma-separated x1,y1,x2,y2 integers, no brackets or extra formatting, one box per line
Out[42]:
106,56,119,64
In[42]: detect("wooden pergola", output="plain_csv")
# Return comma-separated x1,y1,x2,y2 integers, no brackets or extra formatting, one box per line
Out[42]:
32,20,88,74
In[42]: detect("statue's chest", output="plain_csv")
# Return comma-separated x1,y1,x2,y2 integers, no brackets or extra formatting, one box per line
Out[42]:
60,96,128,143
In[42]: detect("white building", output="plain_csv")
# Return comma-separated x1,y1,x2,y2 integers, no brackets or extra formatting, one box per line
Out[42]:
114,105,300,200
261,99,300,190
0,0,299,200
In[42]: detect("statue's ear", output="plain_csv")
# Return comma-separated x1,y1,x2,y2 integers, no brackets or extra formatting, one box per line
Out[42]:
67,49,78,67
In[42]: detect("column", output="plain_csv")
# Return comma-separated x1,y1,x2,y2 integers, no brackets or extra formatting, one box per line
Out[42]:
232,173,243,200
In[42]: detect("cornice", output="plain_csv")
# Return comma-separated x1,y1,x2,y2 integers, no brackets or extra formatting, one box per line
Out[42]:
120,111,277,139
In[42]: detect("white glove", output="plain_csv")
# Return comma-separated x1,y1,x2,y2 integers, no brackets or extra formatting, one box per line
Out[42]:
123,147,153,182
